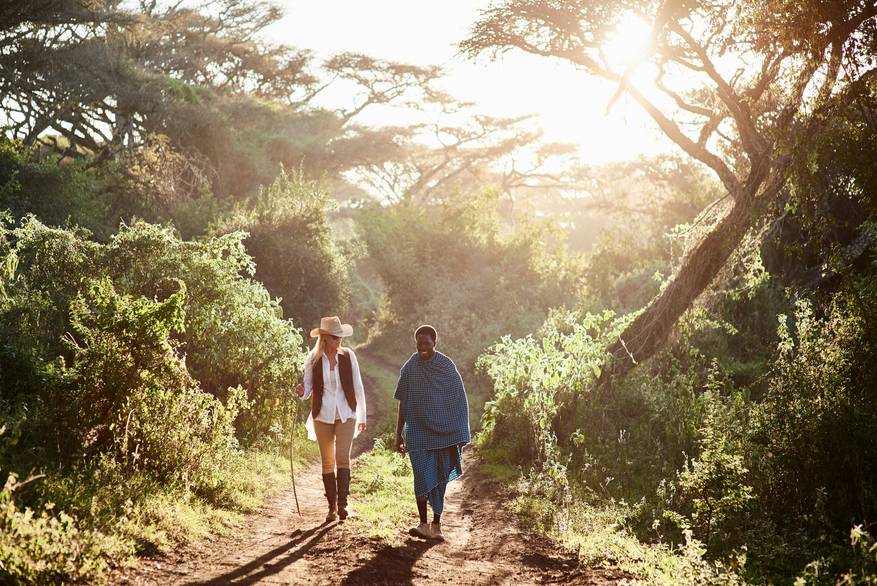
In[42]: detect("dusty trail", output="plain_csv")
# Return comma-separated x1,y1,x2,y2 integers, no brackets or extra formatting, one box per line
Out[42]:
110,355,637,586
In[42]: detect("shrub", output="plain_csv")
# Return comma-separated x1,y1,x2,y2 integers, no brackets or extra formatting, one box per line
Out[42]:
56,279,249,492
354,188,585,416
0,216,307,582
0,137,112,240
739,294,877,581
0,473,131,585
0,218,306,446
210,168,351,334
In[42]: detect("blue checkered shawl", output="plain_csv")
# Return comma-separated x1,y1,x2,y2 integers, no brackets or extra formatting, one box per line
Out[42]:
394,351,470,452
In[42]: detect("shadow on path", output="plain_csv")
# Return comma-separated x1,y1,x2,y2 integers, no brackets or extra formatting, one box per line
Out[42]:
339,538,438,586
183,522,336,586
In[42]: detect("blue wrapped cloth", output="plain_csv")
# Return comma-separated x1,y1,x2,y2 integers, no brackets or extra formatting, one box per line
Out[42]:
394,351,470,453
410,445,462,508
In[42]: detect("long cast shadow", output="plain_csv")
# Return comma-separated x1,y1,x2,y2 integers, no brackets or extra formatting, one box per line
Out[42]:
183,522,336,586
339,538,437,586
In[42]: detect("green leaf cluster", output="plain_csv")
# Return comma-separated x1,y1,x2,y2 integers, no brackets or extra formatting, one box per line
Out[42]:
0,472,131,585
0,214,310,581
210,168,351,331
354,188,584,396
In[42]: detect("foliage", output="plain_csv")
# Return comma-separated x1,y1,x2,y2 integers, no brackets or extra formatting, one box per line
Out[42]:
59,278,250,491
770,81,877,289
0,216,310,583
354,188,584,391
0,472,132,586
0,0,316,184
210,168,350,331
0,216,306,475
835,526,877,586
576,155,721,315
501,464,745,586
738,292,877,582
0,443,295,584
656,377,754,558
479,265,877,584
0,137,113,239
478,311,612,468
2,0,569,214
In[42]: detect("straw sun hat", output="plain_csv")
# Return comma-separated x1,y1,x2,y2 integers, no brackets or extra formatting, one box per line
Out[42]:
310,316,354,338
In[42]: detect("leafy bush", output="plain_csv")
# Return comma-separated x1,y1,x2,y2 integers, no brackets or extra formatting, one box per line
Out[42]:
655,376,754,558
835,525,877,586
738,293,877,582
59,279,249,490
0,138,112,240
0,473,131,586
0,216,308,582
210,168,351,333
478,310,612,468
480,272,877,584
1,218,306,446
355,188,584,408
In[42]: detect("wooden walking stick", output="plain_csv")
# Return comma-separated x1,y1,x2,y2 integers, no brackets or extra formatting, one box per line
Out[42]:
290,380,302,516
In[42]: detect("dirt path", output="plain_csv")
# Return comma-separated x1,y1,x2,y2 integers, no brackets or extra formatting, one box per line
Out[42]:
110,357,638,586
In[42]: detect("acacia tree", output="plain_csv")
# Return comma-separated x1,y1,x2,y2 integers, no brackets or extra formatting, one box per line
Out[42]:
348,100,593,211
0,0,324,212
0,0,313,156
0,2,460,200
461,0,877,374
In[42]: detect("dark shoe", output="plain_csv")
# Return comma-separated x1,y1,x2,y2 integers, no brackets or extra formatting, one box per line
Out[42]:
322,473,337,522
336,468,350,520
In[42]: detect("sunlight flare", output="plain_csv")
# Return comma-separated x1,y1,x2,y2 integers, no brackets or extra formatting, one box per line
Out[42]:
603,17,653,70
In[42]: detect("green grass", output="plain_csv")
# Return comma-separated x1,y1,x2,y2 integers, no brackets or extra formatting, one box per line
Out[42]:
496,473,745,586
348,444,417,543
348,355,419,542
1,446,305,585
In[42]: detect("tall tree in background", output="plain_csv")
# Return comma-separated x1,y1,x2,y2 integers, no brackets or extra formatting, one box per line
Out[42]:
349,98,592,215
461,0,877,374
0,0,323,215
0,1,456,205
1,0,597,226
0,0,315,157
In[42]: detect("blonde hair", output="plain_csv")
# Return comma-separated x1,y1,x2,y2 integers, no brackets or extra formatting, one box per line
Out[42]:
309,334,346,367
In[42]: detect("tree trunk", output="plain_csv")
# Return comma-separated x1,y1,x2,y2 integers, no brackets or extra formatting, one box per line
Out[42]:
606,164,783,376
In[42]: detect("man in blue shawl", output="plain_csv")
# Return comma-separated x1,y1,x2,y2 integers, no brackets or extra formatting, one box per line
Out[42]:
395,325,470,542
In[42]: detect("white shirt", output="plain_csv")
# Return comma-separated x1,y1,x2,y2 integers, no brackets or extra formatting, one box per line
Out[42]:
301,347,367,440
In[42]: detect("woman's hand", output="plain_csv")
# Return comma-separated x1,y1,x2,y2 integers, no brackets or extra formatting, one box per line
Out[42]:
295,383,305,397
395,435,406,458
357,423,366,434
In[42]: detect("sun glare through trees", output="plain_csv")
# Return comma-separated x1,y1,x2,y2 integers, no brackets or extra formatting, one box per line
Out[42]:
2,0,877,584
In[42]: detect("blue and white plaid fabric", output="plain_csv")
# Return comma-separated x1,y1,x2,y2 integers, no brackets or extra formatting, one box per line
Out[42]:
394,351,470,452
410,445,462,513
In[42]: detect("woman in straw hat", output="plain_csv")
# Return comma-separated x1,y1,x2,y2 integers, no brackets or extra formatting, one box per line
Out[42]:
296,316,366,522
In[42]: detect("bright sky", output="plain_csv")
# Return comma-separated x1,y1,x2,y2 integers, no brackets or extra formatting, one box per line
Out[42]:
267,0,672,165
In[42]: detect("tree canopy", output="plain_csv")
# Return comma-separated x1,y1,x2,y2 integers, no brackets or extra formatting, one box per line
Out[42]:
461,0,877,373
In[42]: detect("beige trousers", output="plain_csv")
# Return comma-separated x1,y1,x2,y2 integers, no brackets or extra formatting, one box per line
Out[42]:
313,418,356,474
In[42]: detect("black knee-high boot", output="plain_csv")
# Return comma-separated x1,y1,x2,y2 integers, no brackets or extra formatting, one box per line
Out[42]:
322,472,337,522
336,468,350,520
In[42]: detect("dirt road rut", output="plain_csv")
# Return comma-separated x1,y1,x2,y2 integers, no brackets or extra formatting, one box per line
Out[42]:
110,364,637,586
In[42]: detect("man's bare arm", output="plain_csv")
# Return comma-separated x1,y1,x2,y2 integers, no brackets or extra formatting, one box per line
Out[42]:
395,403,406,457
